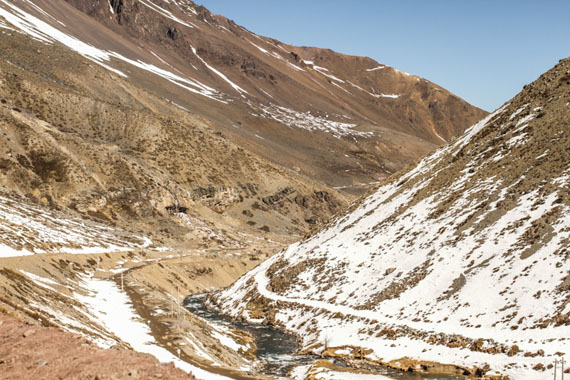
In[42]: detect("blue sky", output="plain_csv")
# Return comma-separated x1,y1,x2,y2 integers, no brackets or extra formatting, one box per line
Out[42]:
199,1,569,112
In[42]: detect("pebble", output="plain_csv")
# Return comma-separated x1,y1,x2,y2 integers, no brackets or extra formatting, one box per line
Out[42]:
23,329,35,338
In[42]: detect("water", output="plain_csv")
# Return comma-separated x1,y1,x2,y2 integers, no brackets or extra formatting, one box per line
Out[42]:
184,293,316,377
184,294,466,380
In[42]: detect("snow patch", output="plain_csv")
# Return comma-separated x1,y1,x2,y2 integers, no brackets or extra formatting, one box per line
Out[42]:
366,65,385,72
76,275,231,380
248,102,371,139
191,46,248,96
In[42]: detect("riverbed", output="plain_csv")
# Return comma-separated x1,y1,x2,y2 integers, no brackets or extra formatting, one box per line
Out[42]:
184,294,467,380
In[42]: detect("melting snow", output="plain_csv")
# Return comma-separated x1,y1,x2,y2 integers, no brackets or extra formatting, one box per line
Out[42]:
248,102,372,139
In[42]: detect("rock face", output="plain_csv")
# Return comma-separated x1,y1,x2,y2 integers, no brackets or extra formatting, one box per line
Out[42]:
1,0,485,196
214,58,570,379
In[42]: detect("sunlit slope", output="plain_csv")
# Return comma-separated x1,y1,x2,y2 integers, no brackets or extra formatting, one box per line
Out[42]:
214,58,570,379
0,0,486,194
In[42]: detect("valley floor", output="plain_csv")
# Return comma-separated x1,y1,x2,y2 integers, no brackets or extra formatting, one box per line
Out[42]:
0,248,280,380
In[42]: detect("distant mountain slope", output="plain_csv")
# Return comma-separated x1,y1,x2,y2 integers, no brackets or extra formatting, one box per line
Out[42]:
0,29,346,250
214,59,570,379
0,0,486,194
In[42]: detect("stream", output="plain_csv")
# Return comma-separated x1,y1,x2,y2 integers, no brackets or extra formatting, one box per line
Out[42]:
184,294,467,380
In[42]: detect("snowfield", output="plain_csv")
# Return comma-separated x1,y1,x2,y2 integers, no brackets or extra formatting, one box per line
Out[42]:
215,65,570,380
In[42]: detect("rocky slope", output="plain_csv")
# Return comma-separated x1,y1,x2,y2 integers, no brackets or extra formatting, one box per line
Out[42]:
0,26,347,250
0,312,198,380
1,0,486,195
213,59,570,379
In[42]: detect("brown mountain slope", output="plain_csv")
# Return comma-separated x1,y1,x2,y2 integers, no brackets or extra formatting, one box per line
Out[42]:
0,30,346,249
1,0,486,194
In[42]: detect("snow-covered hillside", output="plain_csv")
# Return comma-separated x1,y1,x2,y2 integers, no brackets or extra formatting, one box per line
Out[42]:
0,190,150,257
214,59,570,379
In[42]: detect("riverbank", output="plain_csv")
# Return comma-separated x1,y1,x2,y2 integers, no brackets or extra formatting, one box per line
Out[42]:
195,293,472,380
0,246,282,380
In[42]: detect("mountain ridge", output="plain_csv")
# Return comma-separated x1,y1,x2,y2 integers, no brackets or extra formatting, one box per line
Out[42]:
213,57,570,380
1,0,486,195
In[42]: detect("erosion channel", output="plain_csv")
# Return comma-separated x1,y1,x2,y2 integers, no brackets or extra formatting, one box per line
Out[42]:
184,294,467,380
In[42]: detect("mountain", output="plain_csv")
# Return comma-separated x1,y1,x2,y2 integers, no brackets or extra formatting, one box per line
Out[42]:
213,59,570,379
0,0,486,197
0,1,508,379
0,21,348,251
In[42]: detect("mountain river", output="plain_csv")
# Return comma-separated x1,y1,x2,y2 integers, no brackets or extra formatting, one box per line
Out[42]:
184,294,466,380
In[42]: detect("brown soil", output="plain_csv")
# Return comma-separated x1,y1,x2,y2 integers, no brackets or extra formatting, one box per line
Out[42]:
0,312,197,380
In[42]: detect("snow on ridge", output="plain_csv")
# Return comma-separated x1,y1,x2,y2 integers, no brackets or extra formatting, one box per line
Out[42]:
451,103,510,156
305,62,346,83
347,81,400,99
366,65,385,72
0,1,226,102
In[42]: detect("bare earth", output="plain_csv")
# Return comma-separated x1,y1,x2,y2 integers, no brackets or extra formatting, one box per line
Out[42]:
0,312,197,380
